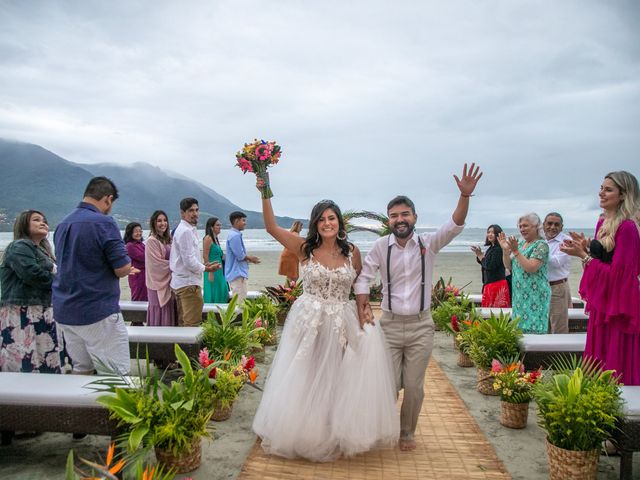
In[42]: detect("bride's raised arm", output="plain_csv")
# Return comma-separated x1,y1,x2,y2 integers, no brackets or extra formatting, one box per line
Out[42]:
258,179,305,257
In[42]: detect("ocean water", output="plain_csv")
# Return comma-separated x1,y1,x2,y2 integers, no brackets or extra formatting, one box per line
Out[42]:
0,227,594,254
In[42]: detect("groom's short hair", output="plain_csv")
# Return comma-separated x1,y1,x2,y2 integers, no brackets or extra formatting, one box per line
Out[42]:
387,195,416,215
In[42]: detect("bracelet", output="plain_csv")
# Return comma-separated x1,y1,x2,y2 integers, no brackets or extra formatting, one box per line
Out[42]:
460,193,473,198
582,255,593,267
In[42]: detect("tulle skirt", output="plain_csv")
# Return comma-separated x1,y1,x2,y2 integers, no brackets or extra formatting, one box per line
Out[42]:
252,294,399,461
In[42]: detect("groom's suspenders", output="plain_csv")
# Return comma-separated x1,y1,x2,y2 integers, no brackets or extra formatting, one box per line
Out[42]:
386,236,426,313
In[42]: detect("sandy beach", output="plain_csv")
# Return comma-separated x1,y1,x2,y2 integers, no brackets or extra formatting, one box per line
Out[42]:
120,250,584,301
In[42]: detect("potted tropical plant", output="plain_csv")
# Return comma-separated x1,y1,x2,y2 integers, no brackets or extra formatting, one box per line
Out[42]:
264,280,303,325
453,313,482,368
201,294,263,362
533,356,623,480
65,442,176,480
92,345,214,474
464,311,522,395
490,356,541,429
243,294,279,346
198,348,259,422
432,293,474,339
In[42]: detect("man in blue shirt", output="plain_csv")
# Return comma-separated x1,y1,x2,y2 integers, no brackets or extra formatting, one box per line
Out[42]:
53,176,137,374
224,211,260,303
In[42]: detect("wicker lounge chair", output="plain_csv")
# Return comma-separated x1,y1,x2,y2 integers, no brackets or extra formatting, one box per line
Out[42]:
518,333,586,370
0,372,118,445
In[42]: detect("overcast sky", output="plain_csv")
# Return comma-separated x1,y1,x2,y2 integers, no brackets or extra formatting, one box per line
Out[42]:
1,1,639,227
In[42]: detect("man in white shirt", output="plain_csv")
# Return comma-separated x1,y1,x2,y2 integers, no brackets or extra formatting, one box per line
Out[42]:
544,212,572,334
170,198,218,326
355,164,482,451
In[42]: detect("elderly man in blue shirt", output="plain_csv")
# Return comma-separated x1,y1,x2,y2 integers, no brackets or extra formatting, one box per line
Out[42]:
224,211,260,303
53,176,138,375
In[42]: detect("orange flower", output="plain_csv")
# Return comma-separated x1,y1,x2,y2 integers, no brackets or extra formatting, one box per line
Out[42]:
248,369,259,384
224,351,232,362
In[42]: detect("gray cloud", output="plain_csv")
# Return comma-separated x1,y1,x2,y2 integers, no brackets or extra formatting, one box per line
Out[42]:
0,0,638,226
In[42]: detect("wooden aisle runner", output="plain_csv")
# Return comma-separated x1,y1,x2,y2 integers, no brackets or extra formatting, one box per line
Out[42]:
238,360,511,480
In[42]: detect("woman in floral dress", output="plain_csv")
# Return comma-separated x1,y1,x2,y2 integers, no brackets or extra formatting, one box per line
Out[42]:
0,210,61,373
498,213,550,334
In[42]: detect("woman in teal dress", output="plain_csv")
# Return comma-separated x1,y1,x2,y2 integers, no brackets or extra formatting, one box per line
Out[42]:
498,213,550,333
203,217,228,303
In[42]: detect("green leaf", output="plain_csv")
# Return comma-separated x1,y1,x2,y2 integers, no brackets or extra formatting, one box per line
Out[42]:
64,451,77,480
128,425,149,451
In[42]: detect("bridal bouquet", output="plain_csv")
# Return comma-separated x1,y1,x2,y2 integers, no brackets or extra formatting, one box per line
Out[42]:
235,139,282,198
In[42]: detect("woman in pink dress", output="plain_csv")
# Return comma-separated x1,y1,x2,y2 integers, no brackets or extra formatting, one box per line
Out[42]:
124,222,148,301
561,171,640,384
145,211,177,326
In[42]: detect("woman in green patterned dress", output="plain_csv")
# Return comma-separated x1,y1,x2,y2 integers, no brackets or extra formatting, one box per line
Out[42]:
498,213,550,333
203,217,229,303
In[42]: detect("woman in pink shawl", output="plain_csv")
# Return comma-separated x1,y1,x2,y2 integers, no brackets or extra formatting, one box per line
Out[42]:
124,222,148,302
561,171,640,384
145,211,176,326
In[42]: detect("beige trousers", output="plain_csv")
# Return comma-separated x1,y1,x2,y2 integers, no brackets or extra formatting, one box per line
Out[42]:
549,281,571,334
228,277,248,304
174,285,204,327
379,311,434,440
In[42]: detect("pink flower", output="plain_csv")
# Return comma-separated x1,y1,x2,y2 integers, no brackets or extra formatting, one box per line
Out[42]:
236,157,254,173
255,318,263,328
198,348,210,368
491,359,502,373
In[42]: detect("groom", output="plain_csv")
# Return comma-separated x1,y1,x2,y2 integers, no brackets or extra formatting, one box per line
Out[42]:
354,163,482,451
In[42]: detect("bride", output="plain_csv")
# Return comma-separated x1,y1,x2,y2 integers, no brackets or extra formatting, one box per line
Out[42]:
252,178,399,462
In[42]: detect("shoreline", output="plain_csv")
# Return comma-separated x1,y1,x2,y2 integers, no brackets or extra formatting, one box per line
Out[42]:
119,250,584,301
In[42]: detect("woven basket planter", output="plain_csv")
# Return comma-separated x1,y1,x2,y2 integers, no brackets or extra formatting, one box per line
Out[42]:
500,401,529,429
476,368,499,396
155,439,202,474
546,439,599,480
457,351,474,368
251,346,266,364
276,309,289,326
211,401,234,422
264,329,278,346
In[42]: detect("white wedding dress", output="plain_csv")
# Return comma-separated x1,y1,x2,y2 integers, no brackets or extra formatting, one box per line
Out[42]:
252,254,399,462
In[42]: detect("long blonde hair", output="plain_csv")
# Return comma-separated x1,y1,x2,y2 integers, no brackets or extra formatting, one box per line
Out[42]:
597,171,640,251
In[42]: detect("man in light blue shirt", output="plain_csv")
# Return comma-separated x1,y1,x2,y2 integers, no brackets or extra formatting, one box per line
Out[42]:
224,211,260,303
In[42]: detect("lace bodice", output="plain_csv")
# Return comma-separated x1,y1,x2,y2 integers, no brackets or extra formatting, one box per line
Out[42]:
299,255,356,303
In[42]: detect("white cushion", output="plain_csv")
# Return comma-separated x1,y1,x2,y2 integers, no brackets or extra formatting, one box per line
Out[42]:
479,307,587,320
621,386,640,419
119,301,240,314
127,326,202,343
0,372,113,407
519,333,586,352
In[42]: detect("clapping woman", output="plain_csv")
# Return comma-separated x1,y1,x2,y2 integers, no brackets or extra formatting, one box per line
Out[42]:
0,210,61,373
561,171,640,384
124,222,148,302
203,217,227,303
471,224,510,307
145,211,176,326
498,213,550,333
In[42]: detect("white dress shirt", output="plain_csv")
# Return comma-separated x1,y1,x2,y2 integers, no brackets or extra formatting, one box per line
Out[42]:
354,219,464,315
546,232,571,282
170,219,205,289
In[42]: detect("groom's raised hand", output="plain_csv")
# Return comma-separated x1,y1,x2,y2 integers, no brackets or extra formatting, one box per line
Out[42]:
453,162,483,196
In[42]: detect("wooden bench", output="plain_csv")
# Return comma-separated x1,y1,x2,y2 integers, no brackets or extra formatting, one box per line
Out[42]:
613,386,640,480
0,372,118,445
478,307,589,332
518,333,586,370
127,326,202,362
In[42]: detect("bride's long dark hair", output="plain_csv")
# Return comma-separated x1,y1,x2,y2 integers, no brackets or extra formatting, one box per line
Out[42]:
302,200,352,260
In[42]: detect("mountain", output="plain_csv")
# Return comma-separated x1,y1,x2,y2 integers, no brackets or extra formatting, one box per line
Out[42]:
0,139,299,231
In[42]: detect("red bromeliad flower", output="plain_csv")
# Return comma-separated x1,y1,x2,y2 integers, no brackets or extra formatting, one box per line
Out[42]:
241,355,255,372
451,314,459,332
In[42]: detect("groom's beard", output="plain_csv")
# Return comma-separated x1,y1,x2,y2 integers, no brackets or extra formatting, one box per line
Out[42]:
391,221,415,239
